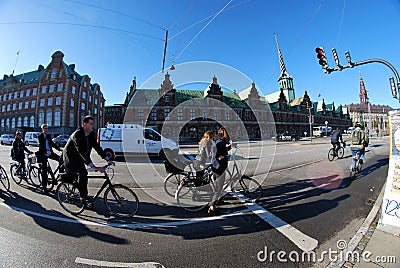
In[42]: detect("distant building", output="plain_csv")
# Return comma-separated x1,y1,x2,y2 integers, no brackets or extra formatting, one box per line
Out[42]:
0,51,106,137
343,76,392,133
106,36,351,141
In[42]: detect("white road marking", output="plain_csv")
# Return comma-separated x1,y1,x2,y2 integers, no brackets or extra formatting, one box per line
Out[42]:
75,257,164,267
0,202,250,229
232,192,319,252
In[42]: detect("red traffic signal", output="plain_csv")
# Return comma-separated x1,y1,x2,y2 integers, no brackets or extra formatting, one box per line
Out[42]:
315,47,328,68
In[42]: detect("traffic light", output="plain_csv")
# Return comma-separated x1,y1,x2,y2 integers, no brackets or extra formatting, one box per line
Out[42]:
315,47,328,68
389,77,397,99
331,48,342,68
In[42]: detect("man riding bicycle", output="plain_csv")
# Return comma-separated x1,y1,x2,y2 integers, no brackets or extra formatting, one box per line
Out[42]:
62,116,114,206
330,127,343,156
349,122,369,164
37,123,62,195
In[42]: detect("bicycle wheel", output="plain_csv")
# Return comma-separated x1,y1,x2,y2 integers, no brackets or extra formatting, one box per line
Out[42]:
164,172,186,197
28,166,42,187
327,148,335,161
104,184,139,218
175,181,210,212
337,147,345,159
10,165,22,185
232,175,262,201
356,160,363,173
0,165,10,191
349,160,356,179
56,182,85,215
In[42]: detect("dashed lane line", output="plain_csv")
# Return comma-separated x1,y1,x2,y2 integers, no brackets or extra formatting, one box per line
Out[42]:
75,257,164,267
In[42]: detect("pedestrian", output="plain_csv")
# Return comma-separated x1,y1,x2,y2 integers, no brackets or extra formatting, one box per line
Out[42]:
208,127,232,215
36,124,62,195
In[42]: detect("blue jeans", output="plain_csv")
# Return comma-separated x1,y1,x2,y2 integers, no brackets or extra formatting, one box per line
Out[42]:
350,147,365,160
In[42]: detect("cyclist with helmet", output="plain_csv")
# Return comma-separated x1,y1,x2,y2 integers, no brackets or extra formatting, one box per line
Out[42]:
349,122,369,164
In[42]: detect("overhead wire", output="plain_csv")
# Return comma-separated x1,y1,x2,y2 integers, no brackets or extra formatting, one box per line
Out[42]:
168,0,250,41
63,0,166,31
335,0,346,48
172,0,234,63
0,21,164,41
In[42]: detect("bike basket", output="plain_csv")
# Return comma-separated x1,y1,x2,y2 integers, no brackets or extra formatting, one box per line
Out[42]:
164,160,184,174
59,173,78,183
28,155,37,164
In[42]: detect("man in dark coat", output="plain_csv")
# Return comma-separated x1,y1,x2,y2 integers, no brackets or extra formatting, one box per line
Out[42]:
37,124,62,195
63,115,112,200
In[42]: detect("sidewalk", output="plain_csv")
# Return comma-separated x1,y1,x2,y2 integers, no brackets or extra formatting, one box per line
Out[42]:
327,181,400,268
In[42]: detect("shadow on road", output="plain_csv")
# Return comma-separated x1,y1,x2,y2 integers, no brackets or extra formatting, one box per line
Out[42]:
1,191,129,245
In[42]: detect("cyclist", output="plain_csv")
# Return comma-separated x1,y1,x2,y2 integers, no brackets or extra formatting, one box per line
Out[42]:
349,122,369,164
330,127,343,156
11,130,33,176
62,116,114,205
193,131,216,181
37,124,62,195
208,127,231,215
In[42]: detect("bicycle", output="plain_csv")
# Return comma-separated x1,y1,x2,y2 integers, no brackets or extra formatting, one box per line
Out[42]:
175,144,263,212
10,153,41,187
349,149,363,179
0,164,10,191
328,142,346,161
35,160,64,191
163,157,208,197
56,162,139,218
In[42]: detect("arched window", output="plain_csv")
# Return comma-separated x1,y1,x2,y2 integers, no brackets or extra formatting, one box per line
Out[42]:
17,117,22,127
38,110,45,127
1,119,4,130
24,116,28,126
46,110,53,126
54,109,61,126
30,116,35,128
6,118,10,130
11,118,15,129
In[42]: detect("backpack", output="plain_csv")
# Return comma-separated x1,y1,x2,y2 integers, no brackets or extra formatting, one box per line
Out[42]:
351,129,362,145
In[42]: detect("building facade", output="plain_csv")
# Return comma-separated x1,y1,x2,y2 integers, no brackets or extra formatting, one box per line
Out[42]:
105,36,351,141
343,76,392,134
0,51,106,137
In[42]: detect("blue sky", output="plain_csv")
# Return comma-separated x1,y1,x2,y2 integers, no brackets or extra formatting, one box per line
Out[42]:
0,0,399,108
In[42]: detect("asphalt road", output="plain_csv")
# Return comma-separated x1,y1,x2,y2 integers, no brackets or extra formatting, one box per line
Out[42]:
0,135,389,267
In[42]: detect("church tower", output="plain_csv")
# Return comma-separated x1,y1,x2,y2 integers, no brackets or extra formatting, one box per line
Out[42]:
359,75,369,105
275,34,295,103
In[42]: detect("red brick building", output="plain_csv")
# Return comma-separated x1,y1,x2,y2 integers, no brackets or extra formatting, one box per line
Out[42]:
0,51,105,137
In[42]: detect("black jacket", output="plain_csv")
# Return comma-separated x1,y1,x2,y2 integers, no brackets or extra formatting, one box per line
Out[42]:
12,138,31,160
37,133,61,157
63,126,106,173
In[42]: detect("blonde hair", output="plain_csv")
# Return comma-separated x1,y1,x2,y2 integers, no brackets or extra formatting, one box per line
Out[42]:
199,131,213,146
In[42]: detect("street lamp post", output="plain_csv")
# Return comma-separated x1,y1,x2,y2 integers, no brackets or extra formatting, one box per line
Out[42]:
307,103,313,142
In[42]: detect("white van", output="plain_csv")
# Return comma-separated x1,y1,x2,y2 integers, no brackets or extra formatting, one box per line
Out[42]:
98,124,178,159
312,126,332,137
24,132,41,146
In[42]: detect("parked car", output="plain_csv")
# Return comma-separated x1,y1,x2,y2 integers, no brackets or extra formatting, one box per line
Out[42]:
274,132,300,142
52,134,70,147
24,132,41,146
0,134,15,145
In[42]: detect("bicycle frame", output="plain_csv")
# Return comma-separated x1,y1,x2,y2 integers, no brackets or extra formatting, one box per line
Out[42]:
86,170,113,202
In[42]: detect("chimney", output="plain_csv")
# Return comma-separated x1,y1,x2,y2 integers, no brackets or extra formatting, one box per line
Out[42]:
38,65,44,71
69,64,75,71
3,74,8,80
